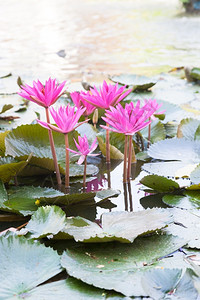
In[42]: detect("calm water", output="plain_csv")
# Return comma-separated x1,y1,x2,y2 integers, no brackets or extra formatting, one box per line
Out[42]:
1,0,200,84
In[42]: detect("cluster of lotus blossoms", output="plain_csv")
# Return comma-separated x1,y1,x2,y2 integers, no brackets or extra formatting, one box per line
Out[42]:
18,78,163,189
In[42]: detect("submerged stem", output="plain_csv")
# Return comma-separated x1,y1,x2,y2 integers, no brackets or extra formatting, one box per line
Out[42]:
64,133,70,189
123,135,128,183
45,108,62,187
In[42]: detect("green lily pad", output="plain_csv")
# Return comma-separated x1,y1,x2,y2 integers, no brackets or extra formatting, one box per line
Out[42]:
21,207,173,243
2,186,64,216
0,104,13,114
61,234,185,297
148,138,200,163
0,156,29,183
22,205,67,238
0,130,9,156
5,123,77,163
177,118,200,140
140,175,179,193
142,268,198,300
162,190,200,210
190,68,200,81
0,235,62,299
26,277,127,300
109,74,157,91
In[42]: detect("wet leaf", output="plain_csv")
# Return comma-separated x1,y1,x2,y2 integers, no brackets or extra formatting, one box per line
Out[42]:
140,175,179,193
61,234,185,297
0,235,62,299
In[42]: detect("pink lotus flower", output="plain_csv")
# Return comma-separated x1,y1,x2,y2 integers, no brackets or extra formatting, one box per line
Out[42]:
67,135,99,164
143,99,165,120
101,101,152,135
37,105,88,134
70,91,96,117
80,80,132,109
18,78,66,108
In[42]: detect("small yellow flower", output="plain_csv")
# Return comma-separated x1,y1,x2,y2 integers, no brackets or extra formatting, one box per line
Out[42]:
35,199,40,205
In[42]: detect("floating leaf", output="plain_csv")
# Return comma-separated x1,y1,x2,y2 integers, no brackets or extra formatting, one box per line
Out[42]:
0,156,29,183
177,118,200,140
140,175,179,193
164,208,200,249
5,124,77,163
162,190,200,210
23,206,66,238
61,234,185,297
142,161,191,177
0,104,13,114
190,67,200,81
142,268,198,300
2,186,64,216
27,277,127,300
148,138,200,163
0,236,62,299
109,74,157,91
0,130,9,156
63,209,173,242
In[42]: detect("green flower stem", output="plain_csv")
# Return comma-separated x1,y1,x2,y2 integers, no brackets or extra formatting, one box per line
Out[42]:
45,108,62,187
106,124,110,163
123,135,128,183
64,133,70,189
83,156,87,189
